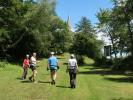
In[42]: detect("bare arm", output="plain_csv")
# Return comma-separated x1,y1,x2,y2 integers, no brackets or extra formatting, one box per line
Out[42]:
76,60,78,69
47,60,50,70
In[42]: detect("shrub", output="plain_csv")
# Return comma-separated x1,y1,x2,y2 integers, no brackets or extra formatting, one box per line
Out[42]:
94,56,113,67
75,55,84,65
112,56,133,71
0,61,7,68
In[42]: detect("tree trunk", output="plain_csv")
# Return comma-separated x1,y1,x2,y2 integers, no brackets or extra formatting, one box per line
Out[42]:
6,27,27,50
127,21,133,56
110,36,117,59
120,38,125,58
120,48,123,58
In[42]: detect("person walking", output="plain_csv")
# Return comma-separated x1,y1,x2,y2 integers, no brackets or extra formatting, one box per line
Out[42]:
47,52,59,85
67,54,78,88
29,52,37,83
21,54,30,80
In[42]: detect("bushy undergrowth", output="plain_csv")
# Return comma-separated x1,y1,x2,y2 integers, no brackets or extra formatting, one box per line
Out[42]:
94,57,113,67
75,55,84,65
0,61,7,68
112,56,133,71
95,56,133,71
0,60,19,71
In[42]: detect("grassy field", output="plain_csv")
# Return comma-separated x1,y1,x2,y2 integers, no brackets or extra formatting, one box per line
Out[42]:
0,53,133,100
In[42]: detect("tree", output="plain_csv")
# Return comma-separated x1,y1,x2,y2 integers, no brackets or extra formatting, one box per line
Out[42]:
50,18,72,52
71,33,102,58
123,0,133,56
96,8,123,58
70,17,103,64
110,3,129,57
109,0,133,57
0,0,34,59
0,0,71,60
75,17,94,37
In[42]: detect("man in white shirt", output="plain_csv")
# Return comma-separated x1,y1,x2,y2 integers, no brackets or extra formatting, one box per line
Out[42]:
29,52,37,83
67,54,78,88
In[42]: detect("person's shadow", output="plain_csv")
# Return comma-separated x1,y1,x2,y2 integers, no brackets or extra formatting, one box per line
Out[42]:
16,77,22,80
21,80,32,83
56,85,70,88
38,81,51,84
21,80,51,84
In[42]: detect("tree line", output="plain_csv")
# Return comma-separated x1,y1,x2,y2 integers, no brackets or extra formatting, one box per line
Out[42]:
0,0,102,63
0,0,72,61
0,0,132,70
96,0,133,70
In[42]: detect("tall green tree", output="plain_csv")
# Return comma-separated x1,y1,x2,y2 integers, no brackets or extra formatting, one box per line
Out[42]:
75,17,94,37
0,0,71,60
71,17,103,64
96,8,126,58
0,0,34,59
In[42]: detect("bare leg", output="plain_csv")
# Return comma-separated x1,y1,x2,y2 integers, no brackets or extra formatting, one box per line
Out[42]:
21,68,25,80
53,71,57,81
51,71,53,81
33,70,37,82
51,71,56,85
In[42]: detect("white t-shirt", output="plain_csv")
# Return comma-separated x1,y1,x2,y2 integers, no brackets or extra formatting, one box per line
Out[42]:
30,56,36,65
68,58,77,69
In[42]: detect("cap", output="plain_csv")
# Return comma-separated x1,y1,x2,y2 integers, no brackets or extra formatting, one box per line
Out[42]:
26,54,29,57
51,52,54,55
70,54,74,58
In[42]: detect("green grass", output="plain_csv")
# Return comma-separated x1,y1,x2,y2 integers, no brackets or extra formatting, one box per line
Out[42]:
0,53,133,100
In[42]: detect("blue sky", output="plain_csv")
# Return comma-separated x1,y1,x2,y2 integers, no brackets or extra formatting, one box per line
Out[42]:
56,0,113,29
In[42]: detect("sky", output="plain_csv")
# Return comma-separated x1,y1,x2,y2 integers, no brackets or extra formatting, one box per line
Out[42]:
56,0,113,29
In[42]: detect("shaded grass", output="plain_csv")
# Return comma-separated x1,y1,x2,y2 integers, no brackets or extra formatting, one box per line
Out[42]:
0,53,133,100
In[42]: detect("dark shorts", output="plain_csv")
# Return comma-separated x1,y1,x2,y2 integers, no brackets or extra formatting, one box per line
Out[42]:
50,69,57,72
69,68,77,74
30,65,36,71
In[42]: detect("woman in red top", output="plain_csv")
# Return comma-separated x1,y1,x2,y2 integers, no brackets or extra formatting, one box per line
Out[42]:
21,54,30,80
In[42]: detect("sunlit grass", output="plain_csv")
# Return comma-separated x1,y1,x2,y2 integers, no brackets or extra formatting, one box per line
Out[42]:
0,53,133,100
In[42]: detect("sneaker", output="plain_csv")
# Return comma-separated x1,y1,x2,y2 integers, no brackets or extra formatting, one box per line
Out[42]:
70,85,73,88
51,80,55,85
73,85,76,88
29,77,32,81
51,81,54,85
53,80,56,85
33,81,37,83
33,79,36,82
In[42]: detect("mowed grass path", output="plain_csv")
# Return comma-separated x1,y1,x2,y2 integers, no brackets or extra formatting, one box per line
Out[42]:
0,53,133,100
